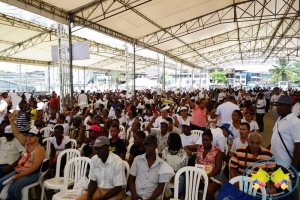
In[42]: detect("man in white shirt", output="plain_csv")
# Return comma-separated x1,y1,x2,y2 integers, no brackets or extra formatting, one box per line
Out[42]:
269,95,300,200
180,121,199,147
292,91,300,118
215,96,239,127
218,89,226,102
0,125,24,178
230,122,250,157
255,93,266,132
77,137,126,200
78,90,88,108
0,99,8,124
153,106,171,128
270,87,282,123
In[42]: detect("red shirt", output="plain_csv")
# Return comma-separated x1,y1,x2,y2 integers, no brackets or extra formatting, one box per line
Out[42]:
49,97,60,112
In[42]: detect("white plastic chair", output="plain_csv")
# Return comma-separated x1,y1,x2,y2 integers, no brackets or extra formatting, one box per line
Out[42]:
119,125,125,133
69,139,77,149
52,157,91,200
126,126,132,141
40,127,53,138
123,160,130,197
191,130,203,137
42,138,52,160
141,122,149,131
41,149,80,200
229,176,267,200
170,167,208,200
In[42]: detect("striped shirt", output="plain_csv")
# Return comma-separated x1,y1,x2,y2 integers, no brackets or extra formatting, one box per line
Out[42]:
161,98,174,106
16,111,31,132
230,146,275,176
46,119,57,129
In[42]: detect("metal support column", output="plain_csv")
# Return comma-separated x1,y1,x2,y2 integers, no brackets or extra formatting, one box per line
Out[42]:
192,68,194,86
125,44,129,91
19,64,21,92
157,54,160,89
84,67,86,91
200,69,202,89
48,63,50,93
58,23,64,111
163,53,166,91
179,63,183,91
68,20,74,107
133,39,136,98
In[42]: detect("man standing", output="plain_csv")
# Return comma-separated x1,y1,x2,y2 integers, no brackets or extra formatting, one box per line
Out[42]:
49,92,60,112
270,87,282,123
269,95,300,200
215,96,239,127
255,93,266,133
264,89,272,113
78,90,88,107
77,137,126,200
160,92,174,107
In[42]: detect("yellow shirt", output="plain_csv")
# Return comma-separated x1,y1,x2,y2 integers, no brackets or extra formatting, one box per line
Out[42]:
31,109,37,120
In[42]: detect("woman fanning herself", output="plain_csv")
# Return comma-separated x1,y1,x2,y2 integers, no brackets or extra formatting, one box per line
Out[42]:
0,113,46,200
184,130,222,200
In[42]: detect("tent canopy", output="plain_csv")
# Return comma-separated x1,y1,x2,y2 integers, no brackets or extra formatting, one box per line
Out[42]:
0,0,299,70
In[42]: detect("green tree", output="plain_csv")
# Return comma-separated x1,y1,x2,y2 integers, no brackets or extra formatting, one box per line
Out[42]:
269,58,300,82
111,73,124,87
210,71,227,83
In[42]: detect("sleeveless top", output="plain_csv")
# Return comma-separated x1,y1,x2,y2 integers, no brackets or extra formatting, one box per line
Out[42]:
196,145,219,169
15,145,41,174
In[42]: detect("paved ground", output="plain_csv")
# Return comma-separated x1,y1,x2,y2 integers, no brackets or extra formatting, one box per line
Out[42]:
31,110,300,199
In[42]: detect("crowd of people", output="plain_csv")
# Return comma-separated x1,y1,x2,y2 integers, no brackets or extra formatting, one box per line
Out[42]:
0,86,299,200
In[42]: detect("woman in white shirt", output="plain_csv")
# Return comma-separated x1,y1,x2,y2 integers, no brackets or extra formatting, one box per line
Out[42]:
227,110,244,148
162,133,188,198
244,112,259,133
143,108,153,122
174,107,192,131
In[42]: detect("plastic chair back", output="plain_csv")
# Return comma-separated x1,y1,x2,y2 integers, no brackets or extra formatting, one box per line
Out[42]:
42,138,52,160
62,157,91,190
173,166,208,200
141,122,149,131
41,127,52,138
229,176,267,200
119,125,125,133
138,117,143,122
55,149,80,178
191,130,203,137
69,139,77,149
126,126,132,141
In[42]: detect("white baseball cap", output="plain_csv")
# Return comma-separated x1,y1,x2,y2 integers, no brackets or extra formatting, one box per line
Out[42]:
28,127,39,135
4,125,13,134
182,121,191,127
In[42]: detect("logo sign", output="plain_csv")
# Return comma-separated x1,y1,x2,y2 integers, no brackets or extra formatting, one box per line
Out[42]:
242,159,299,199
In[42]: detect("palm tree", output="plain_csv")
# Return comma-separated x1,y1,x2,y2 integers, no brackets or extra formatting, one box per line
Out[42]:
269,58,299,82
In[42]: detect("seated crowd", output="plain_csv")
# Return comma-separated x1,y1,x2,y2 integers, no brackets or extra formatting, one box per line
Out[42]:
0,87,299,200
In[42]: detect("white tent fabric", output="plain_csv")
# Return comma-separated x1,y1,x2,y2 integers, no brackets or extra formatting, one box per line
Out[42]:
119,78,157,89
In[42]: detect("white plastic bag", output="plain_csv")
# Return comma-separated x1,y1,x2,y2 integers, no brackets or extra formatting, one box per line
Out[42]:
73,177,89,190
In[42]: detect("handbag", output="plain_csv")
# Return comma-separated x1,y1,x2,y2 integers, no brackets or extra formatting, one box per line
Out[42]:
277,124,300,171
216,181,255,200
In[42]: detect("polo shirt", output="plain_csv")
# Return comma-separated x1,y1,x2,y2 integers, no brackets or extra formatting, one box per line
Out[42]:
161,98,174,106
196,128,226,152
89,152,126,189
292,102,300,117
270,94,282,109
230,136,248,153
150,128,169,153
264,91,271,99
130,154,170,199
231,146,275,176
0,137,24,165
256,99,266,114
180,133,199,147
271,113,300,164
215,102,239,126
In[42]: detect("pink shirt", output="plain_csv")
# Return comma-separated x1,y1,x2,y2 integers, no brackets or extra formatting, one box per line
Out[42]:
191,104,206,127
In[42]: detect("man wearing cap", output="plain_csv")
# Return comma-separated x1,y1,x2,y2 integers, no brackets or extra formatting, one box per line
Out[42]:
0,125,24,178
77,137,126,200
180,121,199,147
215,96,239,127
269,95,300,200
174,107,192,131
127,135,170,200
270,87,282,122
146,115,170,153
152,106,172,128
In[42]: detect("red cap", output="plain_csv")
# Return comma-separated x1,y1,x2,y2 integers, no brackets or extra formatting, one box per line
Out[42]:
88,125,100,132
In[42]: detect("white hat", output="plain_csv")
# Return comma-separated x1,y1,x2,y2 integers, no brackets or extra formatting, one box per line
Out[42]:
4,125,13,134
162,105,170,111
28,126,39,135
137,103,145,110
160,120,169,126
182,121,191,127
180,107,188,111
